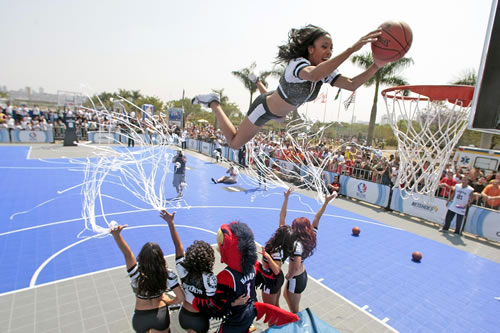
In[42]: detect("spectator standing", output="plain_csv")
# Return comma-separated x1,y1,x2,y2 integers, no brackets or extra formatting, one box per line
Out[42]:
481,178,500,210
440,177,474,235
439,170,457,199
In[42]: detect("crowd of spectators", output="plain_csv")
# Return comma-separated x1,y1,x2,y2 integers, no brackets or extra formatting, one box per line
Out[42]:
2,107,499,212
181,123,500,212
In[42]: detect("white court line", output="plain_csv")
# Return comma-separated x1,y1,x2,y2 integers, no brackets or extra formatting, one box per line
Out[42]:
29,224,217,288
1,205,402,237
382,317,391,323
0,166,77,169
5,223,398,332
361,305,369,310
309,275,399,332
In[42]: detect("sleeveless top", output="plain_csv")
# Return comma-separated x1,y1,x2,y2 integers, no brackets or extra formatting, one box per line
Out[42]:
176,256,217,304
127,263,179,300
277,57,341,107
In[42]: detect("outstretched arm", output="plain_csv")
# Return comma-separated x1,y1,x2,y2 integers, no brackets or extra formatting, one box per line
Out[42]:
280,188,293,226
110,225,136,270
160,210,184,258
256,79,268,95
299,30,382,83
312,192,337,229
333,64,380,91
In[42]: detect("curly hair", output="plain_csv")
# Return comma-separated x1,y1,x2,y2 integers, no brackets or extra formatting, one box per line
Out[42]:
136,242,168,297
276,24,330,64
265,225,293,262
183,240,215,280
291,217,317,259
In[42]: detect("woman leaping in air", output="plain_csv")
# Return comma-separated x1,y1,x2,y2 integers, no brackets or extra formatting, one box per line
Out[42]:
192,24,388,149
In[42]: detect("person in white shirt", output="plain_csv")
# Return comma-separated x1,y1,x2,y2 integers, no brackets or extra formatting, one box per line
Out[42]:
440,177,474,235
211,165,239,184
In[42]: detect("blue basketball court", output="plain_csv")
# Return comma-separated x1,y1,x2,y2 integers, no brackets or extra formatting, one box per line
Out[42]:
0,145,499,332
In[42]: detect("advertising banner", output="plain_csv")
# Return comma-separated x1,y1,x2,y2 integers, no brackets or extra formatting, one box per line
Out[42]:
89,131,115,144
11,130,54,143
168,108,183,128
0,129,9,142
142,104,154,120
201,141,211,155
464,206,500,242
187,138,198,151
390,189,448,224
340,176,390,207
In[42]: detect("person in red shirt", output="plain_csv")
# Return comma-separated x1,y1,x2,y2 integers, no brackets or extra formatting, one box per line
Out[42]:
327,175,341,194
439,170,457,199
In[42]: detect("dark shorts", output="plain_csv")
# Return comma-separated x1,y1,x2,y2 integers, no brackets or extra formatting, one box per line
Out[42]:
286,270,308,294
132,306,170,333
217,303,257,333
173,173,186,187
247,92,285,126
179,307,210,333
257,270,285,295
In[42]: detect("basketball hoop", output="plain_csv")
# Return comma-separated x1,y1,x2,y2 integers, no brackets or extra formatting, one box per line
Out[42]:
381,85,474,201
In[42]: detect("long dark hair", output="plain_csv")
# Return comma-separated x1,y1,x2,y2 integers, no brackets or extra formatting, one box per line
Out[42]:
265,225,293,262
291,217,317,259
276,24,330,64
183,240,215,280
136,242,169,296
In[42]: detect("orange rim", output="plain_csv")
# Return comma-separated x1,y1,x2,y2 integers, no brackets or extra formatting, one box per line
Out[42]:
381,85,475,105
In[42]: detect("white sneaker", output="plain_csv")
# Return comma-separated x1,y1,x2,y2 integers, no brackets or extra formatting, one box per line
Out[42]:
248,72,258,84
192,93,220,107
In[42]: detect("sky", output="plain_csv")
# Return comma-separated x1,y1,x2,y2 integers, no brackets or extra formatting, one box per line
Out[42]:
0,0,494,123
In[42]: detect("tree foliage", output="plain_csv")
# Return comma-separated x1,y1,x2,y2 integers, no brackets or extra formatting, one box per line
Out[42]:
351,53,413,145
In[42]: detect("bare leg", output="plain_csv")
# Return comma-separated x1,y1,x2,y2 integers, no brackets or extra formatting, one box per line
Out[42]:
257,80,268,95
262,291,280,308
284,288,301,313
210,102,260,149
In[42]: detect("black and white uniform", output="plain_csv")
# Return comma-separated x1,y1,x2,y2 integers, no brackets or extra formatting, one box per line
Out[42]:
127,263,179,333
286,227,318,294
247,57,341,126
176,256,217,333
256,249,285,294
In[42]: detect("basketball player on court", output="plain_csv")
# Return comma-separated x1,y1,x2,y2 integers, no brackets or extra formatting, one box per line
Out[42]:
192,24,389,149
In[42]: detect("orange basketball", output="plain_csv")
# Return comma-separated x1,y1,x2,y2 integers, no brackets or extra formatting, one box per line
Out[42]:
352,226,360,236
371,21,413,63
412,251,422,262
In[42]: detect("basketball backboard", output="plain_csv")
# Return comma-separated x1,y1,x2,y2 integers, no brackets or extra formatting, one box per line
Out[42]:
469,0,500,134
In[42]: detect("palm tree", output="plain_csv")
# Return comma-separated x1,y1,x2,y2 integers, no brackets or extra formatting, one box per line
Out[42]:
351,52,414,145
232,62,274,109
451,69,477,86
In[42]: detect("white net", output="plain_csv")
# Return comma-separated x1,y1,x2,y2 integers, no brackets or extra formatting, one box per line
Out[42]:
242,118,336,205
382,85,474,201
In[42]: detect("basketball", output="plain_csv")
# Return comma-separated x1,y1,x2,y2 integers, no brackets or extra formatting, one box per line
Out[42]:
412,251,422,262
371,21,413,63
352,226,360,236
